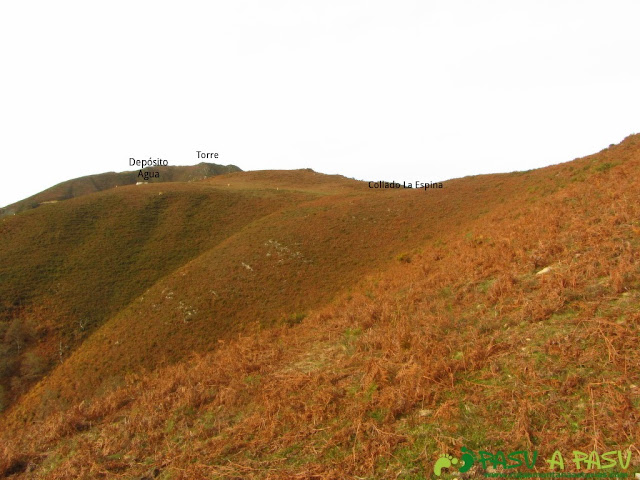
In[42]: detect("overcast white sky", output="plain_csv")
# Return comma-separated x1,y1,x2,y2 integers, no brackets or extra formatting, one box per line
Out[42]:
1,1,638,207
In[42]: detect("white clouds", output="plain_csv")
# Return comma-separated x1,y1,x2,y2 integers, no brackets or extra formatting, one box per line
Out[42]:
1,1,638,206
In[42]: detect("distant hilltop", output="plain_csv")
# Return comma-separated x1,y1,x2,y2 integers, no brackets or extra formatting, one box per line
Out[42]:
0,162,241,217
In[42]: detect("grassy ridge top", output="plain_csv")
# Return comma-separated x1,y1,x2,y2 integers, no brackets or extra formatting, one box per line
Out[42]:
0,162,241,216
204,168,363,194
1,136,639,478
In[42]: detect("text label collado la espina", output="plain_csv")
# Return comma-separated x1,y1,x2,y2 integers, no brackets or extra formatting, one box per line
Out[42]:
369,180,443,190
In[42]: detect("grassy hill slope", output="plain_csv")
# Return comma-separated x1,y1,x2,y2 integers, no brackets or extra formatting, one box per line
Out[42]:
0,181,311,411
1,136,639,478
4,166,538,422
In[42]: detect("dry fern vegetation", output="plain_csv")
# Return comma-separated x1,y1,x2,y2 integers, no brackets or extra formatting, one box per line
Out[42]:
1,136,639,478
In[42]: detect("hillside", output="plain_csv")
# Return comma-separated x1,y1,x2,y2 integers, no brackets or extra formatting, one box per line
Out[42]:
0,180,309,412
1,136,639,479
1,167,517,420
0,162,241,217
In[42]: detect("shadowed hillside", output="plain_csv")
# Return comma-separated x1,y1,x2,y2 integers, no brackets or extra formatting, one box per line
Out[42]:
1,136,639,478
0,162,241,217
